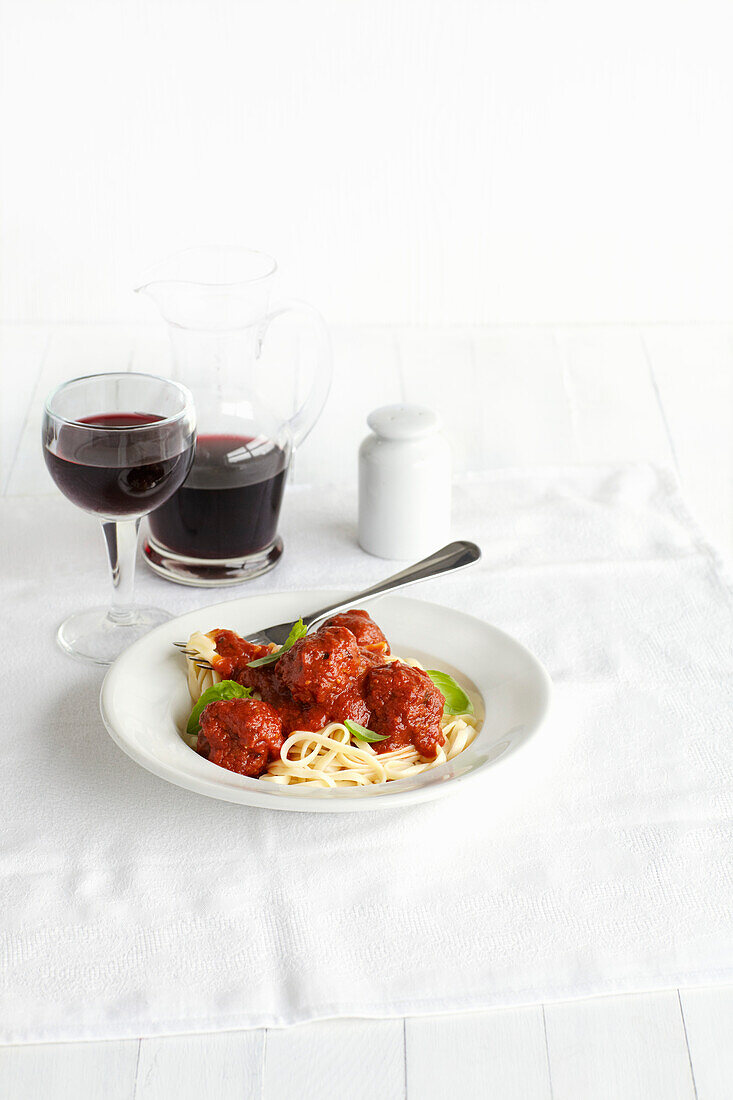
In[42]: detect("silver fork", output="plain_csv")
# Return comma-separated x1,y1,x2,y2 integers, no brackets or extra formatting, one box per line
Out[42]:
175,540,480,662
238,540,480,647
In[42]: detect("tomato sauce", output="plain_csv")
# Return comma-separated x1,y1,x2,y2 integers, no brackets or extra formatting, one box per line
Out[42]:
196,610,446,777
208,629,270,679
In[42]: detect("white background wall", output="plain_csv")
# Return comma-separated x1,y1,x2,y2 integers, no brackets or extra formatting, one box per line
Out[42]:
1,0,732,326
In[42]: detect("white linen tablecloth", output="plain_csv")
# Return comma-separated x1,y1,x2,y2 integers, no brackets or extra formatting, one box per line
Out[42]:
1,463,731,1043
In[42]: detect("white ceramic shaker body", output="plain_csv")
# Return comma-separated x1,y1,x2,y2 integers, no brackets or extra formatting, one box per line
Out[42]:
358,404,451,559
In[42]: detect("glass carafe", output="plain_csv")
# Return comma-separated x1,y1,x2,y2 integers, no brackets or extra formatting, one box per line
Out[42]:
135,247,331,586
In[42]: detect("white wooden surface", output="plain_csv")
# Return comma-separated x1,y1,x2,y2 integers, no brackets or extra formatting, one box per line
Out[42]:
2,1,733,327
1,322,731,1097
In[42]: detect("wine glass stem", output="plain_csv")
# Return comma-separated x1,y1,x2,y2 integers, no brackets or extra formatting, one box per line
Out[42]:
101,519,140,625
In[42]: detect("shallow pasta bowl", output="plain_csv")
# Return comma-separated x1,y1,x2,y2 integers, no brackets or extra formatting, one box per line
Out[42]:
99,589,552,812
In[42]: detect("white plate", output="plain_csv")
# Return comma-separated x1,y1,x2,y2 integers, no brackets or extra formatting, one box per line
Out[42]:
100,590,552,812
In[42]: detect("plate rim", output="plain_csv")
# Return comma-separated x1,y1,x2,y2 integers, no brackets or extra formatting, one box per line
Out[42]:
99,588,552,813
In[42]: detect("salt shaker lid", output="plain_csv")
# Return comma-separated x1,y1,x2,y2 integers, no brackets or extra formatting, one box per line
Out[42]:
367,404,441,441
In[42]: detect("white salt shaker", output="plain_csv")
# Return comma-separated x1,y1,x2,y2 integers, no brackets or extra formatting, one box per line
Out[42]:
358,404,451,559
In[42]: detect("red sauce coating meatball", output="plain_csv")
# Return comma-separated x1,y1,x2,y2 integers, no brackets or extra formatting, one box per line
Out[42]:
254,672,331,735
329,686,372,727
357,649,386,676
215,655,330,737
211,629,272,681
233,659,279,700
364,662,445,758
320,610,390,654
277,625,361,707
255,648,386,733
327,648,386,726
197,698,283,778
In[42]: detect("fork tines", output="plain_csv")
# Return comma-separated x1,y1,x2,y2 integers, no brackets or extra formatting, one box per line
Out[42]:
172,642,214,670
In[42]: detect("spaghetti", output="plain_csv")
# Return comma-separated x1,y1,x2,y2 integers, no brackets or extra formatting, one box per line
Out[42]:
181,620,479,787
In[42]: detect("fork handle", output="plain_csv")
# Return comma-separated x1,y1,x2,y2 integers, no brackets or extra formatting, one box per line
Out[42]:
303,540,481,629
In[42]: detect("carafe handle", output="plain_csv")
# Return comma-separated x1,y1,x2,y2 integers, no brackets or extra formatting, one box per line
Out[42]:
257,299,333,448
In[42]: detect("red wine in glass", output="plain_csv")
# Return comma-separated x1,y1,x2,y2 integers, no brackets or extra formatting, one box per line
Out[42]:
147,434,288,559
42,372,196,664
44,413,194,517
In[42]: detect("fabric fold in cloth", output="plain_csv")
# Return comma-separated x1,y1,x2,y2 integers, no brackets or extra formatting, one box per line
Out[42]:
1,463,731,1043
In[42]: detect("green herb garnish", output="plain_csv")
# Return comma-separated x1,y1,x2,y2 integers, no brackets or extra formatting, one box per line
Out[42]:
186,680,252,736
247,618,308,668
425,671,474,716
344,719,389,743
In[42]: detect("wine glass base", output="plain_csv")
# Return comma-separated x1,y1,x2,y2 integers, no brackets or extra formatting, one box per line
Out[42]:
141,535,283,587
57,606,173,666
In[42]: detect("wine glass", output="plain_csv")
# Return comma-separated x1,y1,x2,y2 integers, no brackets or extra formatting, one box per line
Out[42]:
42,372,196,664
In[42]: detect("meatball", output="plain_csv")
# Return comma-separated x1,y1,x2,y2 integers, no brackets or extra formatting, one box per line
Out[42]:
321,609,390,654
329,686,372,728
328,648,387,727
357,648,385,674
364,662,445,758
277,625,361,707
197,698,283,778
277,700,332,735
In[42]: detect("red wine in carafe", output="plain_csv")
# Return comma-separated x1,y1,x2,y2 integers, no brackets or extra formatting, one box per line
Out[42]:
148,434,288,559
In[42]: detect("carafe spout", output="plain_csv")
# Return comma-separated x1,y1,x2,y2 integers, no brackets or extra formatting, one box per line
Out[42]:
134,247,278,330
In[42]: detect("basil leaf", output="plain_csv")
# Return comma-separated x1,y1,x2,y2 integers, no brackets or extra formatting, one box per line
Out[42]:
245,651,282,668
425,670,474,716
245,650,282,668
285,617,309,645
344,719,389,743
247,618,308,668
186,680,252,736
